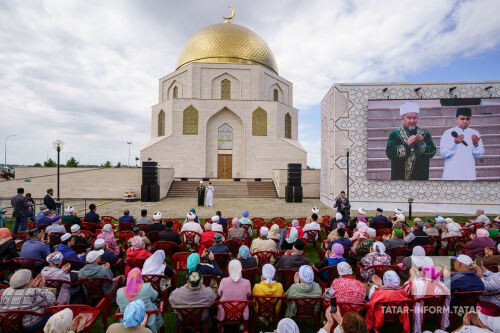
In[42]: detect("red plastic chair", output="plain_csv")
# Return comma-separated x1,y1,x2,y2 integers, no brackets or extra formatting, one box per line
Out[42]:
242,267,259,288
305,230,320,249
137,224,149,232
449,290,486,330
79,230,95,239
172,252,192,271
45,278,71,297
80,222,96,231
252,251,277,268
251,294,285,330
286,296,323,331
440,237,462,256
202,274,220,288
45,300,103,333
11,257,46,276
180,231,201,250
213,252,231,274
413,295,447,329
100,216,117,224
198,240,214,253
125,258,146,272
142,274,176,307
25,221,37,230
296,217,307,228
277,268,298,290
270,217,286,227
389,246,409,264
49,232,64,247
113,301,165,333
251,218,265,230
215,300,252,333
376,228,393,240
313,265,339,290
119,230,134,249
0,309,46,332
373,299,413,332
155,241,182,256
224,238,247,257
171,306,211,333
356,263,400,282
422,245,436,256
118,222,134,231
62,258,86,270
146,231,160,244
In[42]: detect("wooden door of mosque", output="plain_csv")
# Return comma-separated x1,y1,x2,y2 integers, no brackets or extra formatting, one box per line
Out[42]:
217,154,232,179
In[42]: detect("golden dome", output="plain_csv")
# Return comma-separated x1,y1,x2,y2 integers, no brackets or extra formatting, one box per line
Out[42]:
176,23,278,74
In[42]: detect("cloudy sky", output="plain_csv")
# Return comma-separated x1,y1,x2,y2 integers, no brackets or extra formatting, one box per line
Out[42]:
1,0,500,169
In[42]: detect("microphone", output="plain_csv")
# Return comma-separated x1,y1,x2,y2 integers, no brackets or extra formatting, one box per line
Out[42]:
451,131,468,146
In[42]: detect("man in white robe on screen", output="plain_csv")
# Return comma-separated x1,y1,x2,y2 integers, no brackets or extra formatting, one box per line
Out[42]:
440,107,485,180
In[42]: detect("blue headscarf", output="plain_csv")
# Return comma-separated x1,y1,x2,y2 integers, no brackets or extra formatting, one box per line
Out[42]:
242,210,249,218
239,245,250,259
123,299,146,328
285,227,298,244
187,253,200,273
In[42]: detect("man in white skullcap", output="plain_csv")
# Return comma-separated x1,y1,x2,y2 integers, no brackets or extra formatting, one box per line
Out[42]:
306,206,324,225
386,101,436,180
196,181,205,207
147,212,166,233
181,211,203,243
61,205,81,226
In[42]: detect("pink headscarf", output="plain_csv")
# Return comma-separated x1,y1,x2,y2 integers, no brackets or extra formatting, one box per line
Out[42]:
131,236,142,249
123,267,143,302
357,214,367,223
476,229,489,238
330,243,344,259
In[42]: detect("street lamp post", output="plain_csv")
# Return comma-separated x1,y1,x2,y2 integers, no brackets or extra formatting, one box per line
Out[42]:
135,157,139,167
52,140,64,200
127,141,132,167
345,147,351,200
408,197,414,220
4,134,16,173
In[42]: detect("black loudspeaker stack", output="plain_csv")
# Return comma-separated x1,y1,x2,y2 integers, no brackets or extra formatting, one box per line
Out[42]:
142,161,160,202
286,163,302,203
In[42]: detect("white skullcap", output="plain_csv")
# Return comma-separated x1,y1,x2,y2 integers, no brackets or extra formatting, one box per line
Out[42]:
335,213,343,220
199,180,203,184
61,233,71,242
312,206,319,214
94,238,105,249
153,212,162,220
366,228,376,237
358,208,366,215
211,215,220,222
86,250,104,263
212,223,223,232
70,224,80,233
260,226,269,236
400,101,420,117
455,254,473,266
64,206,74,213
187,212,196,220
394,208,403,214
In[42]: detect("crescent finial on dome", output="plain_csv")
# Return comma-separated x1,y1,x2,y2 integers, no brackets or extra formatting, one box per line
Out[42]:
223,6,235,23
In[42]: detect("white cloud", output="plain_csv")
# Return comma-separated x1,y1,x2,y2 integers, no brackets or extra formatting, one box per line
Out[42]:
0,0,499,168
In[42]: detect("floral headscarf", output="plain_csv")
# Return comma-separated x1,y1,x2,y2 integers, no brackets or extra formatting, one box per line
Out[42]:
123,268,143,302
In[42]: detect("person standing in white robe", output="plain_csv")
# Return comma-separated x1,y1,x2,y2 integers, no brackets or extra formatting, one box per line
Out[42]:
440,107,484,180
205,182,214,207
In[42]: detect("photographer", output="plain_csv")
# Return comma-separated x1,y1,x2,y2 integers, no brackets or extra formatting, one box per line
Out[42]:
333,191,351,218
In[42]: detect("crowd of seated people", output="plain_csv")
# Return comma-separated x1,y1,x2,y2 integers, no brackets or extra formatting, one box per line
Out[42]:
0,194,499,333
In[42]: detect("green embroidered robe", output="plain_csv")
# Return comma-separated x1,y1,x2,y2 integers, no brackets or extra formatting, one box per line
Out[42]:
196,186,205,206
385,126,436,180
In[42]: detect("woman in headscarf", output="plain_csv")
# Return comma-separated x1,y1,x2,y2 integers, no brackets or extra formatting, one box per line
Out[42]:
285,265,322,318
280,227,298,250
186,252,222,277
285,220,304,239
276,318,299,333
96,224,120,255
326,222,346,242
441,222,462,248
106,299,151,333
239,210,252,233
43,308,87,333
401,246,434,279
267,224,281,241
237,245,257,269
366,270,410,333
314,243,347,281
125,236,152,276
252,264,284,314
197,222,216,255
141,250,174,291
360,241,391,282
327,262,365,303
357,208,368,223
41,252,71,304
403,266,450,332
217,259,251,321
116,267,163,332
466,229,495,256
350,221,369,250
227,218,246,240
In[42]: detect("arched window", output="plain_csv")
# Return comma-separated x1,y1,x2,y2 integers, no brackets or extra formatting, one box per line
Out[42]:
158,110,165,136
285,113,291,139
273,89,279,101
252,107,267,136
173,86,178,99
183,105,198,134
221,79,231,100
218,123,233,150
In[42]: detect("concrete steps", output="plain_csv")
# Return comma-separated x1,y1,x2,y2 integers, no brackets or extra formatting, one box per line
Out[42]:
167,180,277,198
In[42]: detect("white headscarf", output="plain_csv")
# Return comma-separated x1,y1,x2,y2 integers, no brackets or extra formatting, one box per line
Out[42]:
262,264,275,284
43,308,73,333
103,224,112,232
277,318,299,333
356,222,367,230
383,270,401,288
446,224,460,233
142,250,165,275
335,212,343,220
212,223,223,232
228,259,242,282
410,246,434,268
298,265,314,284
372,241,386,254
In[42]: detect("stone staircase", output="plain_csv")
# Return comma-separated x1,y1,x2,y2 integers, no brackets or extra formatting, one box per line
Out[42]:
367,105,500,180
167,179,277,198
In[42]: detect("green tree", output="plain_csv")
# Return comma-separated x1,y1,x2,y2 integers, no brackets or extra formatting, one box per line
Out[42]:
33,163,42,167
43,158,57,167
103,161,112,168
116,162,122,168
66,157,79,167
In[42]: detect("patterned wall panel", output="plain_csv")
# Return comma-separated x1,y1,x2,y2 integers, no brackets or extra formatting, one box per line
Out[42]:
321,82,500,207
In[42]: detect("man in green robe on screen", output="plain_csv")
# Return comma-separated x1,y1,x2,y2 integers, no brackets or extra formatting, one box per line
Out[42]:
196,181,205,207
386,101,436,180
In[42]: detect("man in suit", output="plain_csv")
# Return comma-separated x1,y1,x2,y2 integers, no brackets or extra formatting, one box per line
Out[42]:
11,187,32,234
43,188,61,212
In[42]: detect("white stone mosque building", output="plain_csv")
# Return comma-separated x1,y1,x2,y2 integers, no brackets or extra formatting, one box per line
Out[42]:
140,18,307,179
